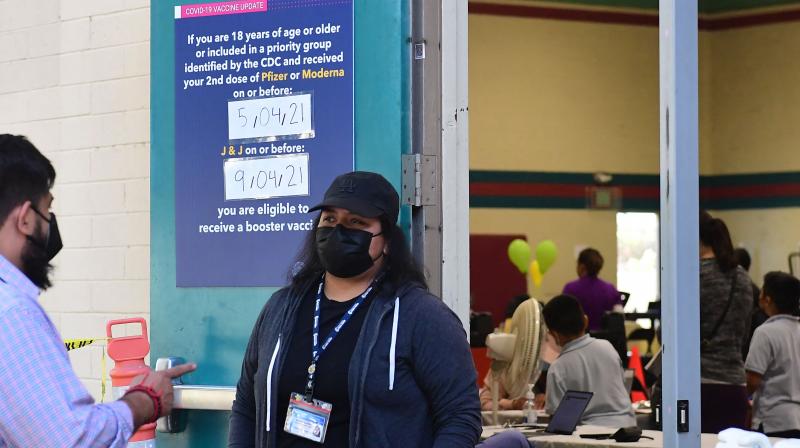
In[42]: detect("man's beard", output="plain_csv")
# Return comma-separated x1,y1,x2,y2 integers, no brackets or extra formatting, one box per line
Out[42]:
21,221,53,290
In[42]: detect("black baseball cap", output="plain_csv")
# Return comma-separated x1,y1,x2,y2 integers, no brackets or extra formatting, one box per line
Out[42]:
309,171,400,224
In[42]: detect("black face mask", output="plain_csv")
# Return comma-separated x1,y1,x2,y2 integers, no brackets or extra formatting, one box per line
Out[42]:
28,208,63,261
21,221,53,290
316,225,382,278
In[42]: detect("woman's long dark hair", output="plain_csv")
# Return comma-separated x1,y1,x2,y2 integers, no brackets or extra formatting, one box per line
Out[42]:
287,214,428,290
699,210,737,272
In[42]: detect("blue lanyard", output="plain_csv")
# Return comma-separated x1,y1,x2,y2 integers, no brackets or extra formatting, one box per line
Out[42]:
305,274,379,401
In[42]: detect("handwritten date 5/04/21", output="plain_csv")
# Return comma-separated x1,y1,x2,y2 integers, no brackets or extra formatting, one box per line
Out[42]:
233,164,304,193
236,102,305,130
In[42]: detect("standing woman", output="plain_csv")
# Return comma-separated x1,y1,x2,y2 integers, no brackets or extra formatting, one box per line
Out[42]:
699,210,753,433
229,171,481,447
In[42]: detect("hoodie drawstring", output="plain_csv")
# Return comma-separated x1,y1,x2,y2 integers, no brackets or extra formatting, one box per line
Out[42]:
266,336,281,432
389,297,399,391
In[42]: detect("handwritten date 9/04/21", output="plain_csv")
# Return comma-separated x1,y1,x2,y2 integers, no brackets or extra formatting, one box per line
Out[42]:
233,164,304,193
223,149,308,201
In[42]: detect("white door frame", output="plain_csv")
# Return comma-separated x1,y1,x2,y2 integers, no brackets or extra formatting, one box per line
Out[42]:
660,1,701,445
410,0,470,332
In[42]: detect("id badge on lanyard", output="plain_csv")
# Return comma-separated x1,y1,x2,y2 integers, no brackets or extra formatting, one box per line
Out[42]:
283,274,379,443
284,392,333,443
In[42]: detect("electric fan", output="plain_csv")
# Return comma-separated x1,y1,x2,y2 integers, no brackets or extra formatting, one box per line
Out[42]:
485,298,547,425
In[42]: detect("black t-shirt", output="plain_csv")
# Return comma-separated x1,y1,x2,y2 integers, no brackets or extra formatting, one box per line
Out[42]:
276,286,371,447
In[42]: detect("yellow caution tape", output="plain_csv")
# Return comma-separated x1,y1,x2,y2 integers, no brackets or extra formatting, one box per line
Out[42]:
101,345,107,403
63,337,110,403
64,338,97,351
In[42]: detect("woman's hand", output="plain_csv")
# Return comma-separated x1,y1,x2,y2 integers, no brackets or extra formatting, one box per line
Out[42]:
498,397,527,410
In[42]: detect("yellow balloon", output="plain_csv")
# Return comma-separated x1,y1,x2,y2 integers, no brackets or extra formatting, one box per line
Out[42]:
530,260,543,288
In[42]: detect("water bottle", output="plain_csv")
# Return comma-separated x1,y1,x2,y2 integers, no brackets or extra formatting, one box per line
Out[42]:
523,387,537,424
107,318,156,447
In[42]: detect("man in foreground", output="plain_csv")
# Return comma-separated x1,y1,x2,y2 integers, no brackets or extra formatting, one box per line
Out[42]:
0,134,195,446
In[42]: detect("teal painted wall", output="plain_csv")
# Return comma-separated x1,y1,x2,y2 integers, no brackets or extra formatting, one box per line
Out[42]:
150,1,409,445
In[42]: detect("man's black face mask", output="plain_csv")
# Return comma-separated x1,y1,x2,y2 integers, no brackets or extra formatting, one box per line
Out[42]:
22,207,62,290
22,220,53,290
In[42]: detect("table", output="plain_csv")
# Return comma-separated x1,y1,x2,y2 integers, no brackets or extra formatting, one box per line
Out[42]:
624,312,661,321
481,410,549,426
481,424,784,448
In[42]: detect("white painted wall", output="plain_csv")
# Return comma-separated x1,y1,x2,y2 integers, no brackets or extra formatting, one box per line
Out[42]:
0,0,150,400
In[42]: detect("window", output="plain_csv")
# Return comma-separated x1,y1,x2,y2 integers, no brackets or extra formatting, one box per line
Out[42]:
617,212,659,314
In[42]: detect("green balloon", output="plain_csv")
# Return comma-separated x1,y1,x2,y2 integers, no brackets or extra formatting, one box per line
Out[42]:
535,240,558,274
507,239,531,274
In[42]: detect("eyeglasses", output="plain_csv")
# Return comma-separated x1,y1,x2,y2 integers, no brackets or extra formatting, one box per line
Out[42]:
30,206,52,224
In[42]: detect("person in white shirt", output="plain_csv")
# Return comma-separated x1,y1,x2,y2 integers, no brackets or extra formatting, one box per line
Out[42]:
542,294,635,428
745,271,800,438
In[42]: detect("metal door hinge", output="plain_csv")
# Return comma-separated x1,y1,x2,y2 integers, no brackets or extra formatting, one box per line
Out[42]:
402,154,438,207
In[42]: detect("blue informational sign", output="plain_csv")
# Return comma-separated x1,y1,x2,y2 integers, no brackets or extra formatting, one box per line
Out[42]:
174,0,353,286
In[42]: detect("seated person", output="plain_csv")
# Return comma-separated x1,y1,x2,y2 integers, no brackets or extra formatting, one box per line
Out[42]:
480,296,551,411
563,248,622,331
479,371,545,411
745,271,800,439
476,430,532,448
543,294,636,428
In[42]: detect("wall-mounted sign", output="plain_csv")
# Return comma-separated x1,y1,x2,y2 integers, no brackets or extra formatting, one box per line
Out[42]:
586,186,622,210
174,0,353,286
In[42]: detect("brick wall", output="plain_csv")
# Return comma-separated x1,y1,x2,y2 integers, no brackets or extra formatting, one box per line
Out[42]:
0,0,151,400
